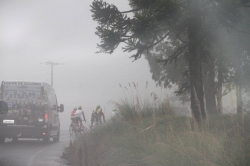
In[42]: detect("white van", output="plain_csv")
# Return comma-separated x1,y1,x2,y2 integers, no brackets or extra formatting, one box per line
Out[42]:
0,81,64,143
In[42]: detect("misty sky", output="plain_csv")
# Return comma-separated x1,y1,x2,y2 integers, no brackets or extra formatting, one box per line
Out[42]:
0,0,168,129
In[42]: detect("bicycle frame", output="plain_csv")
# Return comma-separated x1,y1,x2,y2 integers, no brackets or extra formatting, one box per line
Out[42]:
69,119,86,136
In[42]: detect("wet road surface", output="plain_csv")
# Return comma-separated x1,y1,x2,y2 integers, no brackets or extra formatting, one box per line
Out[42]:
0,130,72,166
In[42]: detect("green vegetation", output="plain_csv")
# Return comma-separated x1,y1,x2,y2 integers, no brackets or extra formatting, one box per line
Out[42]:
63,86,250,166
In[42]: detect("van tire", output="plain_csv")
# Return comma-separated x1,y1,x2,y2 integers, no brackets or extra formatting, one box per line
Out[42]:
12,136,18,142
43,129,51,143
43,135,50,143
53,129,60,142
0,137,5,144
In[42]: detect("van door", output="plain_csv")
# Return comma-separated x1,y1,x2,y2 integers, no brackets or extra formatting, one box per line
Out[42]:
55,96,60,128
53,103,59,132
52,102,59,134
47,93,59,135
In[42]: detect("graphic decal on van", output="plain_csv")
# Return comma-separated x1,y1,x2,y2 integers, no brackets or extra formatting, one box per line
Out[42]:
1,81,48,125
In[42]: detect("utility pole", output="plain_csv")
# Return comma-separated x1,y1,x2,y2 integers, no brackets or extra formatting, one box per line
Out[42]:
41,61,63,87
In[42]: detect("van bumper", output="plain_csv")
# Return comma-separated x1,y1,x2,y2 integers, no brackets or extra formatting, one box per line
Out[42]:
0,125,49,138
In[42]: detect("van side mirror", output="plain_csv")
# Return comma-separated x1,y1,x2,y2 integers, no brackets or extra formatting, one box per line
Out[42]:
0,101,8,114
58,104,64,112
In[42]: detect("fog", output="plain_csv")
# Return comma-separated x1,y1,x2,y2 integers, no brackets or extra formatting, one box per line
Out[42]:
0,0,167,130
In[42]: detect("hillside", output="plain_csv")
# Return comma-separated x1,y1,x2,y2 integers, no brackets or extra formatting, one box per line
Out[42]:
63,107,250,166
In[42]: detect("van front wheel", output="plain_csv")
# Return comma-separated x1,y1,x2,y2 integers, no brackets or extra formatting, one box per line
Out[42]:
43,135,50,143
12,136,18,142
53,129,60,142
43,129,51,143
0,137,5,144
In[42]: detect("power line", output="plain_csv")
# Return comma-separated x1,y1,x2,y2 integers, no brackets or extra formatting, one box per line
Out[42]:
40,61,63,87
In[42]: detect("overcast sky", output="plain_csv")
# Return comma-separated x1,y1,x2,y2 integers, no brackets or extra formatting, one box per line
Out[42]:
0,0,168,129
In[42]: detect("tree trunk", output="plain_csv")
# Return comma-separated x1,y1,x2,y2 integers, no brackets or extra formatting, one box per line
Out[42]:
203,58,217,114
188,12,206,122
236,84,243,114
217,64,223,114
236,67,243,114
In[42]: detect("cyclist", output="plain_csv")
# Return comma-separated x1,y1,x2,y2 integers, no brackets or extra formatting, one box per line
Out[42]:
90,106,98,129
74,106,86,130
97,106,105,124
91,105,105,129
70,107,77,127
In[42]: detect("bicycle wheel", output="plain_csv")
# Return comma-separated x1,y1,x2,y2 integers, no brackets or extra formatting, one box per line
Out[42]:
73,125,80,136
83,127,88,136
69,124,74,135
80,124,87,136
75,129,80,136
74,124,86,136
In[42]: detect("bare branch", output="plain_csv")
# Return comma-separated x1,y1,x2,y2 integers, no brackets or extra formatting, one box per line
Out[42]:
148,32,171,48
129,32,171,61
121,8,142,14
231,26,250,35
157,44,188,65
178,38,188,44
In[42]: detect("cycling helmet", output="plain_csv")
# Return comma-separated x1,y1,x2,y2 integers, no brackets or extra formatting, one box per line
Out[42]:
74,107,77,110
78,106,82,109
96,105,100,109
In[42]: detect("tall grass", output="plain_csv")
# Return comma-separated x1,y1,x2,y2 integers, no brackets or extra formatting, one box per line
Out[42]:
109,82,174,122
63,83,250,166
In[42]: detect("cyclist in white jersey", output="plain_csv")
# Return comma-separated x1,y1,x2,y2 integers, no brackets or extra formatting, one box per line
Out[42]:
74,106,86,128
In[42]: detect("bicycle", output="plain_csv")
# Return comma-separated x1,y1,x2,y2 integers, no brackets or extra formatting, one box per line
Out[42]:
90,119,106,130
69,120,87,136
90,121,100,130
69,122,75,135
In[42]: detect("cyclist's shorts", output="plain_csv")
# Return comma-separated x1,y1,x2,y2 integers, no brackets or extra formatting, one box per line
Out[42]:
75,117,81,122
71,117,76,121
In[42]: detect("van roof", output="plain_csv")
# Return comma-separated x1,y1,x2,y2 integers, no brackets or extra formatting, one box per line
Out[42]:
2,80,44,83
1,81,55,93
2,80,48,84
